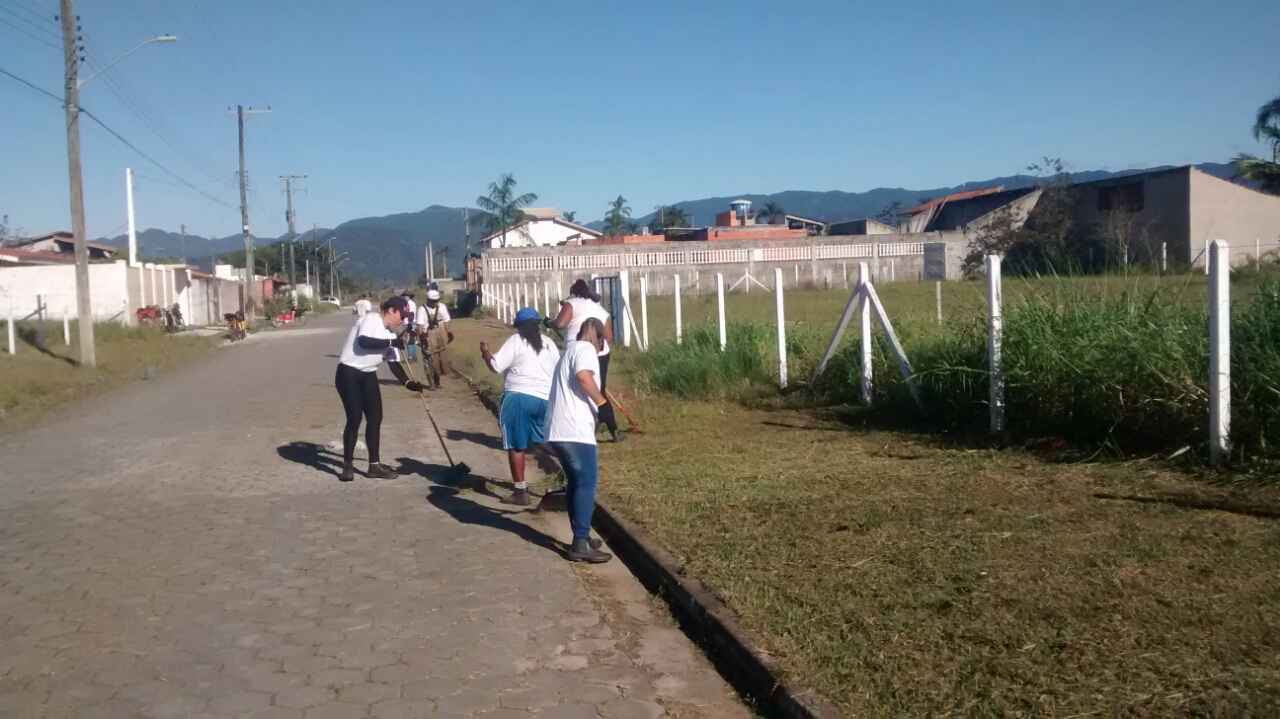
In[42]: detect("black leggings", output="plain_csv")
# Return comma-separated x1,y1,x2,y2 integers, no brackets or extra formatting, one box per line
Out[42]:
599,353,611,394
335,363,382,465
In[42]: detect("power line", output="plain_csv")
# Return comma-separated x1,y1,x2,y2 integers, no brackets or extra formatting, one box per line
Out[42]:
79,107,237,210
0,2,57,40
0,11,59,49
0,64,61,103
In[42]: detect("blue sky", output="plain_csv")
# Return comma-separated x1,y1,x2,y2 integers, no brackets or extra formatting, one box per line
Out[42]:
2,0,1278,239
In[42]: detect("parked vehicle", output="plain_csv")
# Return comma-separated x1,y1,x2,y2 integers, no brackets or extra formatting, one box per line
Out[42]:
319,296,340,307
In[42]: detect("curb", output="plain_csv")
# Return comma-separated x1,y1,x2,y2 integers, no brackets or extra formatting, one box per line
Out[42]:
451,366,840,719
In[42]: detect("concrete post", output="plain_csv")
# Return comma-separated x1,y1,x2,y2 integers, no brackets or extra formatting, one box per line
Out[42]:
716,272,726,351
858,263,871,405
639,275,649,351
1209,239,1230,464
619,270,631,348
63,308,70,345
986,255,1005,435
543,281,550,319
774,267,787,389
673,273,683,345
935,281,942,324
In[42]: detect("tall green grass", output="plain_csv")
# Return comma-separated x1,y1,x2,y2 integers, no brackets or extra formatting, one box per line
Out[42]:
631,278,1280,462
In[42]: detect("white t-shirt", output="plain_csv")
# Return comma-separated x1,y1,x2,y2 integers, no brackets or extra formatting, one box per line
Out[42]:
545,341,601,444
489,333,560,400
338,312,396,372
404,298,417,321
354,299,372,317
563,297,611,356
416,302,451,328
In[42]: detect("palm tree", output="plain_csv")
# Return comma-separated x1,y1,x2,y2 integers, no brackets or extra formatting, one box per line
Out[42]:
1233,94,1280,195
475,173,537,247
604,195,632,237
649,205,690,232
562,210,577,222
758,201,785,224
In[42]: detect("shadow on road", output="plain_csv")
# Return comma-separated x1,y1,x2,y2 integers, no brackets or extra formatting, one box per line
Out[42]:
445,429,503,450
425,485,567,559
276,441,345,480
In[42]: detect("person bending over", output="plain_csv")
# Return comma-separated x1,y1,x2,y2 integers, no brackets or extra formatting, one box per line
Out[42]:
334,296,425,482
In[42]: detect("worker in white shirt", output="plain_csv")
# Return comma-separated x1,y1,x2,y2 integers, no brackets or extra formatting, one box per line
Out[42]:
480,307,560,506
550,278,620,441
400,290,419,362
334,296,425,482
543,317,612,563
417,289,453,388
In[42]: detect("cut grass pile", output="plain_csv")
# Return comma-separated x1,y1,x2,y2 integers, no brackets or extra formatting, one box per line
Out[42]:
451,315,1280,715
0,321,218,432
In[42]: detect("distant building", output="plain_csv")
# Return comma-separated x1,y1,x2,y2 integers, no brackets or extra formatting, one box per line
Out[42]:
0,248,76,266
10,231,118,260
670,200,809,242
481,210,603,248
901,186,1007,233
1064,166,1280,268
827,217,898,236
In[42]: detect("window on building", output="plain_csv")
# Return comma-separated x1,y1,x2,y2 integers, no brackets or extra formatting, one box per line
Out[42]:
1097,182,1144,212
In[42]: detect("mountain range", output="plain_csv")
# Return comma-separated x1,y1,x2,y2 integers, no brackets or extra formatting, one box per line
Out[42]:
98,162,1238,284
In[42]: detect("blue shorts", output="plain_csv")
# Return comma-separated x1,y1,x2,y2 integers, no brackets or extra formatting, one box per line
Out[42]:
500,392,548,451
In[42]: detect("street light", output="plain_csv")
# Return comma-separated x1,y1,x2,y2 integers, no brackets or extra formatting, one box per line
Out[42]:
78,35,178,89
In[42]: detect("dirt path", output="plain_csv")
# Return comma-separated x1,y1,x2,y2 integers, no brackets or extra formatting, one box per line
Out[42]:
0,313,748,718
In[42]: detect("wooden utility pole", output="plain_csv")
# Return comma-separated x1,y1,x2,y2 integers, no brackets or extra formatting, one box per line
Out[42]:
179,223,187,262
60,0,95,367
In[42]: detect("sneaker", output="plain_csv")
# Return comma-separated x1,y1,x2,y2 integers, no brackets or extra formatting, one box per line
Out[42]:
502,489,532,506
568,537,612,564
366,463,399,480
339,463,355,482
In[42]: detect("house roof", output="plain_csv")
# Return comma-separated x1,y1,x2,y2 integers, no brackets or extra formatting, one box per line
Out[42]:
0,248,76,265
480,216,603,244
13,233,118,254
784,213,827,226
904,186,1005,214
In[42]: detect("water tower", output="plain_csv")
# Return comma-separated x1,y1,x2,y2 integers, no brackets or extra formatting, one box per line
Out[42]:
730,199,752,226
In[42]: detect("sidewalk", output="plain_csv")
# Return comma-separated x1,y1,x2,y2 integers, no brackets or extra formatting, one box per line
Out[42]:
0,313,748,718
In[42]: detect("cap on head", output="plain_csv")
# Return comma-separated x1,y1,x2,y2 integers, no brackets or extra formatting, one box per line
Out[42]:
426,289,441,301
401,290,415,298
513,307,540,326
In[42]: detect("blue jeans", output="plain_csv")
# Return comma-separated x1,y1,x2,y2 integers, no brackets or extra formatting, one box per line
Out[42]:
549,441,598,541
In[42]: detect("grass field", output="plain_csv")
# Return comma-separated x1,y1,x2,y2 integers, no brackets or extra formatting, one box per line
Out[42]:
451,273,1280,714
0,321,219,433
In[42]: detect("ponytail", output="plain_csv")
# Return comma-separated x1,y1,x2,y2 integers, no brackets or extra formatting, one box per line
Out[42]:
516,319,543,353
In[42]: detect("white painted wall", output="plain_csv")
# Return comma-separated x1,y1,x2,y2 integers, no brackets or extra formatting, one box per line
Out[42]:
485,219,600,248
0,261,132,321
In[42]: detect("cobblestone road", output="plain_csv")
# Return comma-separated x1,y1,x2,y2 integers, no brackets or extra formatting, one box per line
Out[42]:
0,314,748,719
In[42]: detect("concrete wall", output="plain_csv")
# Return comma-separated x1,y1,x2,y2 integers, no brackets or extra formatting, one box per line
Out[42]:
480,233,963,303
1189,168,1280,268
0,261,132,322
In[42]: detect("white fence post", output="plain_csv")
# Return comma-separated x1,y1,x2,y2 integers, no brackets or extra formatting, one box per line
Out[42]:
1209,239,1230,465
619,270,631,348
935,281,942,324
716,272,726,351
674,273,683,345
63,307,70,345
639,275,649,351
842,262,848,289
1161,242,1167,273
774,267,787,389
858,263,872,404
543,281,551,319
794,264,799,288
986,255,1005,435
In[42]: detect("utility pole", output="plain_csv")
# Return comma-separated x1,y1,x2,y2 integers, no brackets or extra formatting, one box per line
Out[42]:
280,174,306,291
428,241,434,282
60,0,95,367
179,223,187,263
232,103,270,316
328,236,336,298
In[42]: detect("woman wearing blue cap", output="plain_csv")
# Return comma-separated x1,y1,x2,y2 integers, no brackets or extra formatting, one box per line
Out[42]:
480,306,560,506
